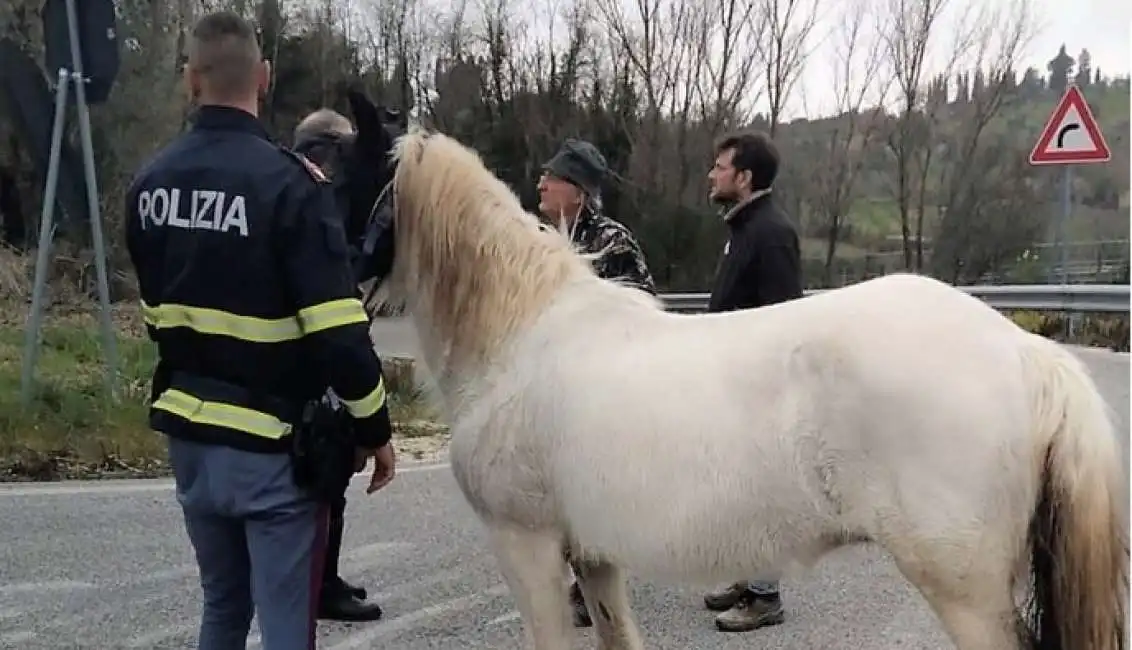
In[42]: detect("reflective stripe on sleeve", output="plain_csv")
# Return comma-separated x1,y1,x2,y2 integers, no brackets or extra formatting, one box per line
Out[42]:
152,388,293,440
341,378,387,418
142,301,303,342
297,298,370,334
141,298,368,342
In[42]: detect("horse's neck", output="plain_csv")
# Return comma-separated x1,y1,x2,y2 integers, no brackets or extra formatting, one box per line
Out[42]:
405,243,579,389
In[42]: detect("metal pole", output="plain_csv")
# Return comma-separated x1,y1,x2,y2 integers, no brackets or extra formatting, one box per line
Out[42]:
20,69,70,405
64,0,118,398
1058,165,1072,285
1059,164,1079,339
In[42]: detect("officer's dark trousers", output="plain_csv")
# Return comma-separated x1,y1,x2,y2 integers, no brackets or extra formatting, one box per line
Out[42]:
322,489,348,590
169,436,328,650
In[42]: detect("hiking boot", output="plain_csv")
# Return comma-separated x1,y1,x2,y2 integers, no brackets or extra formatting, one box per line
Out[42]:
703,581,749,611
568,581,592,627
714,593,785,632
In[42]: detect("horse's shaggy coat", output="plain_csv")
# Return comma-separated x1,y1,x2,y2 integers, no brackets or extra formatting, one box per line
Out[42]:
375,125,1128,650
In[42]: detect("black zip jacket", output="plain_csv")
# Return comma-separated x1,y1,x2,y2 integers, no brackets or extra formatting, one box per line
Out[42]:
123,105,393,453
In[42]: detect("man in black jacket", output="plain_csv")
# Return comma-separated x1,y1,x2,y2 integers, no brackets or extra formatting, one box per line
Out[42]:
700,130,803,633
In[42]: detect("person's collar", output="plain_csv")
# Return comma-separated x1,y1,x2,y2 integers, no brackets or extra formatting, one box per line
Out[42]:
722,187,772,222
190,104,271,141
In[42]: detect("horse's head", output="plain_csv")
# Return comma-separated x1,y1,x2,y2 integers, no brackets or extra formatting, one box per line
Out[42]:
333,89,404,288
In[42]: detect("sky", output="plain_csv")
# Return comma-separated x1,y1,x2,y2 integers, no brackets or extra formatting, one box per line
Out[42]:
780,0,1130,119
340,0,1128,122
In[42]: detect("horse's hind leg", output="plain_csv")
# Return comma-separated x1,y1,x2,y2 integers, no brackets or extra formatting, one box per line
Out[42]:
893,552,1022,650
924,593,1021,650
488,524,572,650
574,558,645,650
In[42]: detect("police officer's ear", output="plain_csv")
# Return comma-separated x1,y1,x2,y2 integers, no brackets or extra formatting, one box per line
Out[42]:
256,58,272,100
182,61,200,104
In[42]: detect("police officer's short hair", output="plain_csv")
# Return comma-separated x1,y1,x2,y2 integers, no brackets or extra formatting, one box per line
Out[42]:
294,109,354,143
187,11,262,100
714,131,779,191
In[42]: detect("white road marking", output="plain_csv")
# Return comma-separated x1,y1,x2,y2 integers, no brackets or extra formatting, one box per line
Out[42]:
246,569,482,649
0,462,451,497
0,631,36,645
123,623,197,648
487,610,520,626
0,607,24,621
0,580,96,595
324,585,509,650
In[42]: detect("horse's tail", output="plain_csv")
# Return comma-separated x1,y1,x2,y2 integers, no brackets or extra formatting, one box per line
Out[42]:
1020,338,1128,650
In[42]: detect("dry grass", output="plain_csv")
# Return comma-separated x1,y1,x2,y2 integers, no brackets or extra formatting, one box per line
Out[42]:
0,246,445,481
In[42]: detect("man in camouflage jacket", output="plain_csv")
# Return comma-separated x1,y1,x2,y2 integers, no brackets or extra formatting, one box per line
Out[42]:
536,138,656,627
538,138,656,296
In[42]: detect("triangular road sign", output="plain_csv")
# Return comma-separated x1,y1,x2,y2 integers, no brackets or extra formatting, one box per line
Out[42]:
1029,85,1111,165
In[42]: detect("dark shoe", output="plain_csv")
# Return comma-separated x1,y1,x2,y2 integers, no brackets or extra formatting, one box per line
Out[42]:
568,581,592,628
714,593,785,632
703,581,749,611
325,576,367,601
318,592,384,622
340,578,367,601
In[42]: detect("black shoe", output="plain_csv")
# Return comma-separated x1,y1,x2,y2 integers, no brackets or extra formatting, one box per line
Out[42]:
318,592,384,622
340,578,367,601
568,581,592,628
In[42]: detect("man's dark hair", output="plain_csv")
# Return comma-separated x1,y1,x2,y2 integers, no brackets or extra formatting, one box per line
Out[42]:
714,131,779,191
187,11,261,100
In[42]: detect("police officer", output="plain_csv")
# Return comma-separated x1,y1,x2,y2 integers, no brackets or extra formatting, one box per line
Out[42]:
123,12,397,649
536,138,655,627
290,107,384,623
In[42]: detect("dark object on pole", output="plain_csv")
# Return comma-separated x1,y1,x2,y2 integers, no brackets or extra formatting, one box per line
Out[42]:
42,0,120,105
0,37,90,226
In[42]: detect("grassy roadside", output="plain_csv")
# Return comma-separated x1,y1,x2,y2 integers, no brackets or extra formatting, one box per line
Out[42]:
0,306,446,482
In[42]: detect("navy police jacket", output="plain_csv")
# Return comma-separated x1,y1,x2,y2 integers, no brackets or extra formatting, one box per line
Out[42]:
124,105,392,454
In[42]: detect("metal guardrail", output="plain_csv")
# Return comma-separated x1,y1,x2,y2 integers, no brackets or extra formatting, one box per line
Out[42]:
659,284,1131,314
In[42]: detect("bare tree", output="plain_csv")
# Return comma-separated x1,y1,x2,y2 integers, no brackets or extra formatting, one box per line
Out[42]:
807,0,893,282
592,0,692,189
929,0,1038,279
880,0,972,269
753,0,820,135
691,0,764,131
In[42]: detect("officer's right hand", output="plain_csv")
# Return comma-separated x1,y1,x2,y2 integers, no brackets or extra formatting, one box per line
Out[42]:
362,442,396,494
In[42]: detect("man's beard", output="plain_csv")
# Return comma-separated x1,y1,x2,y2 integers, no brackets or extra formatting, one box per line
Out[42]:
710,187,739,205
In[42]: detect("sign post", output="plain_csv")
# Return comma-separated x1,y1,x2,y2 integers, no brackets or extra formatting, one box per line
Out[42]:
1028,84,1112,280
1028,84,1111,336
21,0,119,404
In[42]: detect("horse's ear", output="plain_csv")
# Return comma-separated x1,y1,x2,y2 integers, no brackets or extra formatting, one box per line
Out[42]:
382,107,408,131
346,89,391,150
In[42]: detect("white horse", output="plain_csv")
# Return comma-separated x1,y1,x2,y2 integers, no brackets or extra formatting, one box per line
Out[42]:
360,123,1127,650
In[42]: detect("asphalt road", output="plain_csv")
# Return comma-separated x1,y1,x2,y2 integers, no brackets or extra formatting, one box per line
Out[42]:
0,321,1126,649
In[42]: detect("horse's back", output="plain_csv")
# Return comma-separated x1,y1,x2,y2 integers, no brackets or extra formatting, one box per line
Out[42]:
531,273,1043,575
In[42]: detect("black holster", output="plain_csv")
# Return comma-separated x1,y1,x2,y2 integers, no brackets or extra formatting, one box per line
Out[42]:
290,395,356,503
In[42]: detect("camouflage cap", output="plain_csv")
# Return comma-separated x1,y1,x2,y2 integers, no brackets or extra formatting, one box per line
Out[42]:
542,138,608,198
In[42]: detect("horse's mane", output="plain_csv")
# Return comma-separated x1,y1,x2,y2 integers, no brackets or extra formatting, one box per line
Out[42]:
388,127,593,372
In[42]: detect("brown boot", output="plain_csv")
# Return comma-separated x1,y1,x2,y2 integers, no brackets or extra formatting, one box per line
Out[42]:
714,592,785,632
568,581,592,627
703,581,749,611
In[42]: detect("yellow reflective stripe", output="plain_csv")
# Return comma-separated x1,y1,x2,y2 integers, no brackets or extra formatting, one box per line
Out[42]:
297,298,369,334
341,378,387,418
152,388,293,440
141,301,303,343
